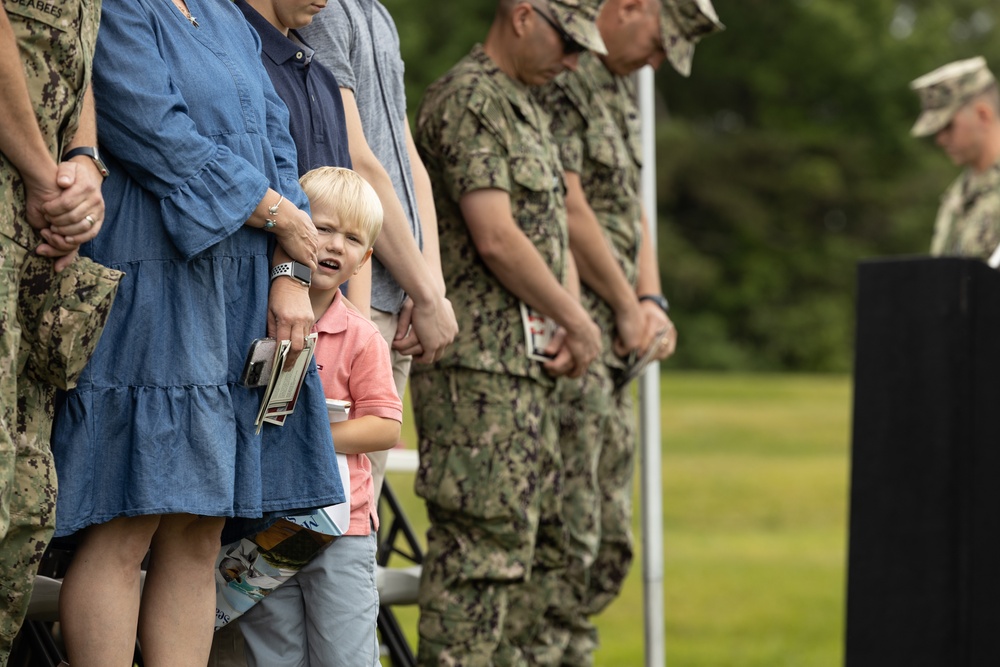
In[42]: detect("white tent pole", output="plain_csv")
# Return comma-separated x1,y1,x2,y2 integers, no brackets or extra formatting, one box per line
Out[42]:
638,65,666,667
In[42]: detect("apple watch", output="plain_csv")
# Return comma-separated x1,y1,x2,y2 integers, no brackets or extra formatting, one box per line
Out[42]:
62,146,109,179
270,261,312,287
638,294,670,314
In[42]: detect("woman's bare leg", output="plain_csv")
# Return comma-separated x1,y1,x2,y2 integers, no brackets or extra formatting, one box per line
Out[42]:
137,514,225,667
60,515,161,667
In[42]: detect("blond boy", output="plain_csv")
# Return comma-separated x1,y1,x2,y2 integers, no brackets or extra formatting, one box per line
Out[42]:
240,167,402,666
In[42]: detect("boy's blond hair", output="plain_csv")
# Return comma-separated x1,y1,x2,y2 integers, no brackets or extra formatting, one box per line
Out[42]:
299,167,384,249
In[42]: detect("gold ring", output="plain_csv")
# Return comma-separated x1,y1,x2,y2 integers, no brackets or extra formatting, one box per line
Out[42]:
84,215,96,228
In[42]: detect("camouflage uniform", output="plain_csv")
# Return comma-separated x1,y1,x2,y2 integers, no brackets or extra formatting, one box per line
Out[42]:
910,58,1000,259
0,0,103,658
930,163,1000,258
412,44,569,666
534,50,645,665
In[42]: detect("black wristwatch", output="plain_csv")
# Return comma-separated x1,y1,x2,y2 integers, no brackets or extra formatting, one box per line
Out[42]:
270,261,312,287
62,146,109,179
638,294,670,314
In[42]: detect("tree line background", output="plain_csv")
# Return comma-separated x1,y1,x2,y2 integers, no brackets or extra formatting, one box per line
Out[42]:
383,0,1000,372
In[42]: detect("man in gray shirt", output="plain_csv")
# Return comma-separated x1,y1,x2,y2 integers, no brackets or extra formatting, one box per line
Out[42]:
301,0,457,495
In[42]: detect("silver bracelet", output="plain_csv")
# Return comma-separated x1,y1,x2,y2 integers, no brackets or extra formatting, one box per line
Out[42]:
264,194,284,230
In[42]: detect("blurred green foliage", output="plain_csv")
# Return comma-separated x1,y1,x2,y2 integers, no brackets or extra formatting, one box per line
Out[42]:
383,0,1000,371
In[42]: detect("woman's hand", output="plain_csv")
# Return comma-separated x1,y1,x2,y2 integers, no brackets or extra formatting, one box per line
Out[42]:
272,205,319,271
267,276,315,366
249,190,319,270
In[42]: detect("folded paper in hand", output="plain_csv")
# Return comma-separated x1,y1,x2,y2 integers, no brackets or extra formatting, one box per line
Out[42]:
521,302,558,362
615,327,669,390
254,334,317,433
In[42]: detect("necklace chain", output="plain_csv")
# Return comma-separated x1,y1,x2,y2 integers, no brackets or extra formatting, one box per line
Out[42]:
173,0,199,27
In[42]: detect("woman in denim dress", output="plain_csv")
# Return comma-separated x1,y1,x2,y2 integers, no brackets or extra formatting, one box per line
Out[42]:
48,0,344,663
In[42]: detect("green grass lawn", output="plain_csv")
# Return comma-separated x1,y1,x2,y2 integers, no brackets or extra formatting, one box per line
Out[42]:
382,371,852,667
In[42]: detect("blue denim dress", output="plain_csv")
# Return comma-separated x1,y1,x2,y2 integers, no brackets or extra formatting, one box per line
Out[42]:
50,0,344,537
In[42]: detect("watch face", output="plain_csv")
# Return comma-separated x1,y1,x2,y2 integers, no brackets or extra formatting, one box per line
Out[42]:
64,147,109,177
291,262,312,285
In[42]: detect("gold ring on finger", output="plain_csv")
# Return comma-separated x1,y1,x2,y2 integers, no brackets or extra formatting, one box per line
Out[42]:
84,215,96,229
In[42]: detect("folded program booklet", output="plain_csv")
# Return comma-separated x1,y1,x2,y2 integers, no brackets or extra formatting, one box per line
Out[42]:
520,302,559,363
615,327,669,390
254,333,317,433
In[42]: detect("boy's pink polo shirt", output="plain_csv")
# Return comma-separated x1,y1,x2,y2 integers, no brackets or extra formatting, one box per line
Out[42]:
312,291,402,535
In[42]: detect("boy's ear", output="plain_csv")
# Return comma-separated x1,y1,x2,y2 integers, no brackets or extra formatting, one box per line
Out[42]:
354,248,374,275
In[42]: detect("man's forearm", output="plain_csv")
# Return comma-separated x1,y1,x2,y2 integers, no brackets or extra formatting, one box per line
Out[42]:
565,252,581,301
345,259,373,319
636,208,662,295
65,84,98,149
367,169,439,304
483,232,590,333
60,84,104,181
0,9,58,185
349,135,437,302
341,88,441,307
405,120,446,295
462,190,590,334
565,171,639,313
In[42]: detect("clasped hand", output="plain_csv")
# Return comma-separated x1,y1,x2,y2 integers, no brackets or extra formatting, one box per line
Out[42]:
28,160,105,272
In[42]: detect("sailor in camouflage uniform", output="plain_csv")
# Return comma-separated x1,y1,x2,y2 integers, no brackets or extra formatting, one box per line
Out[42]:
0,0,112,659
411,1,605,663
911,57,1000,259
534,0,721,662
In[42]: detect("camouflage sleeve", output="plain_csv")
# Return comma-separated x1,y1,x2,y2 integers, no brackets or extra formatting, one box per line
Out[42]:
930,169,1000,258
537,79,585,175
436,89,513,203
930,178,962,256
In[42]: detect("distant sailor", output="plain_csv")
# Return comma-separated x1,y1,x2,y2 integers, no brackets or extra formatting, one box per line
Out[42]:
911,57,1000,260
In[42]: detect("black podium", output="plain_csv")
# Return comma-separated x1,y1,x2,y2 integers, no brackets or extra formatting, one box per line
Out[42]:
847,257,1000,665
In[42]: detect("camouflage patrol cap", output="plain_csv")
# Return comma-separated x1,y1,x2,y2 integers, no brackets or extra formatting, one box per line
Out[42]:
910,57,997,137
660,0,724,77
546,0,608,56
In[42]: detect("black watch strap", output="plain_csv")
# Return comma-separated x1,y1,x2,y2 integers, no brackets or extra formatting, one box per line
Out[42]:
62,146,109,179
638,294,670,314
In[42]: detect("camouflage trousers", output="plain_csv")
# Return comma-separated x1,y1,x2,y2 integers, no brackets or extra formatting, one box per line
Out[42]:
0,234,59,664
525,357,635,667
410,368,567,666
561,381,635,666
